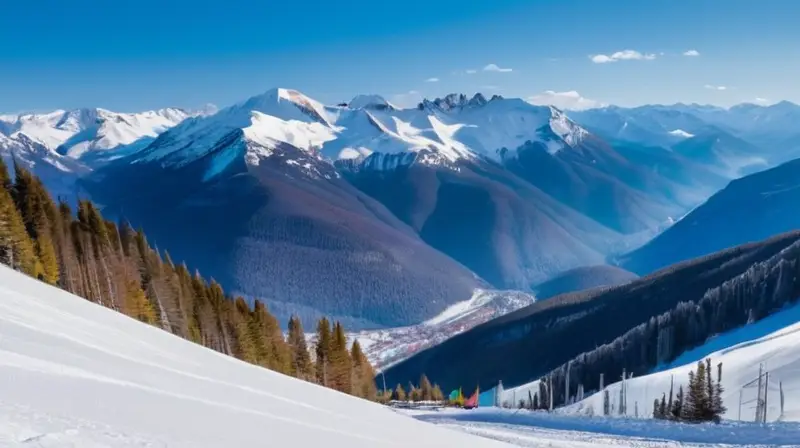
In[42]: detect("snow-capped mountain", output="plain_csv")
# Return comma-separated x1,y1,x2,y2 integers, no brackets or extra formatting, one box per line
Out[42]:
134,88,591,177
0,107,194,161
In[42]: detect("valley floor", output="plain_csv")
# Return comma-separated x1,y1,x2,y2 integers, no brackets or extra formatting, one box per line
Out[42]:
404,408,800,447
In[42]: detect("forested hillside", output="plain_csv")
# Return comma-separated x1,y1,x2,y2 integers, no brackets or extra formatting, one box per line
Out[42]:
541,237,800,408
0,158,377,401
381,231,800,393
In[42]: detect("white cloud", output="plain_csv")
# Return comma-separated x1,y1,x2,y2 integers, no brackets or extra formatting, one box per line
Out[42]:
704,84,727,91
527,90,603,111
465,69,478,74
683,49,700,57
424,77,439,83
390,90,423,108
590,50,656,64
754,97,770,104
483,63,513,73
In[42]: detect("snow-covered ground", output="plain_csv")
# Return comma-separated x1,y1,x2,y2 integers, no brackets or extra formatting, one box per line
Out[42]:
329,289,535,371
406,408,800,447
0,265,509,447
569,302,800,422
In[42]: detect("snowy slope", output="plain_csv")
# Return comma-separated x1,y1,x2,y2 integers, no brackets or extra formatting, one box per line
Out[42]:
410,408,800,447
0,265,509,447
570,302,800,422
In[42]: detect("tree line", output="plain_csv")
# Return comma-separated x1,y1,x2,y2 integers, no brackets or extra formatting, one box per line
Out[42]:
0,158,377,400
534,239,800,409
390,374,446,402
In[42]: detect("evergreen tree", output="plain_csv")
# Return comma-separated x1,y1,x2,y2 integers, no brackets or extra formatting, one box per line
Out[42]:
124,279,157,324
350,339,377,400
683,372,696,421
659,393,667,419
328,321,353,394
419,374,433,401
432,384,444,402
705,358,715,422
672,385,684,420
712,362,726,419
315,317,332,386
287,316,313,381
653,399,662,419
394,384,407,401
0,158,12,193
409,384,421,402
533,392,540,410
0,180,39,276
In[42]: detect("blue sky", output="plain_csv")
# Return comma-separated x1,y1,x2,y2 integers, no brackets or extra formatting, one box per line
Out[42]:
2,0,798,112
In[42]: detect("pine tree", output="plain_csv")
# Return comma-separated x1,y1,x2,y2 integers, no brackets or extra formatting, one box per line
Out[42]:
653,399,662,419
328,321,352,394
394,384,407,401
350,339,377,400
683,372,696,421
533,392,540,410
287,316,313,381
315,318,332,386
712,362,726,419
0,157,12,193
419,374,433,401
659,393,667,419
0,180,39,275
124,279,157,324
432,384,444,402
705,358,715,422
672,385,684,420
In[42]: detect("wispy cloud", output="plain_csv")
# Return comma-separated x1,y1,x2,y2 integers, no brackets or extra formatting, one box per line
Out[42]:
527,90,603,111
465,69,478,74
483,63,513,73
424,77,439,83
704,84,727,91
754,97,770,104
590,50,656,64
683,49,700,57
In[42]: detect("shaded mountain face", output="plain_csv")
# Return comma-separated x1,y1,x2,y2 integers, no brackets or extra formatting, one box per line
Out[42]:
532,265,638,300
341,154,618,289
82,135,482,329
620,157,800,275
380,231,800,392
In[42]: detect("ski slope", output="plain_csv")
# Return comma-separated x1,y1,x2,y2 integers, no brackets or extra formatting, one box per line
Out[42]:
0,265,509,447
570,302,800,422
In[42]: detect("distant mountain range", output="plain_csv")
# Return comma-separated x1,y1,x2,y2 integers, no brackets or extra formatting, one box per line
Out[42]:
4,91,800,329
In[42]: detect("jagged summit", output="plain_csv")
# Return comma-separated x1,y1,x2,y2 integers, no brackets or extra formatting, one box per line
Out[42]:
418,92,499,111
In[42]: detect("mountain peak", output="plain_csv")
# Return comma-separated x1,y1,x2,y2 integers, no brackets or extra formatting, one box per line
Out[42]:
348,94,394,110
418,92,498,112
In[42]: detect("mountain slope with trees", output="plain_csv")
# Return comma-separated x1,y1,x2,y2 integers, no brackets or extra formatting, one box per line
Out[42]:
381,231,800,394
0,157,378,401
